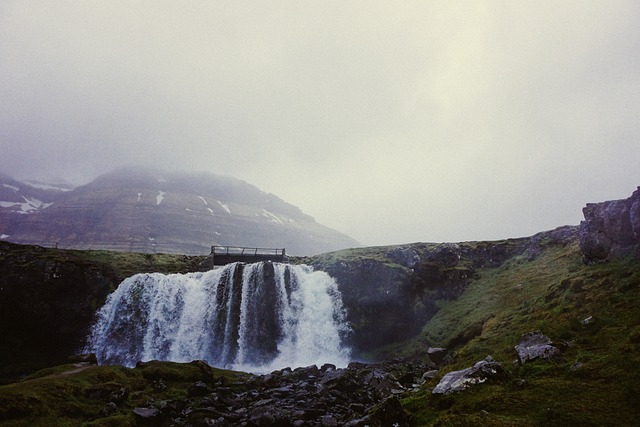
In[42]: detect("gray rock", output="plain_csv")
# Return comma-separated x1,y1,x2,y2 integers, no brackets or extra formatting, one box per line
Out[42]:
320,415,338,426
515,331,561,364
133,407,161,419
579,187,640,262
631,188,640,240
432,355,505,394
427,347,448,364
99,402,118,417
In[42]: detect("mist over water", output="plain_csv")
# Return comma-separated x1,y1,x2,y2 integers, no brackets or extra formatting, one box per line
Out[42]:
85,262,351,373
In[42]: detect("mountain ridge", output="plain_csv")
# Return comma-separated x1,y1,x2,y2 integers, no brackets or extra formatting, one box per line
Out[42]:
0,167,359,256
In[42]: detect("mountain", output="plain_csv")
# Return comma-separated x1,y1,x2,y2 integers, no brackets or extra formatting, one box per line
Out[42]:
0,167,359,255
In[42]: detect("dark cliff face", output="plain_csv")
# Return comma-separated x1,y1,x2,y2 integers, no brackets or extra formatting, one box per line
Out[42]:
0,242,117,377
579,187,640,262
307,227,580,358
0,242,203,380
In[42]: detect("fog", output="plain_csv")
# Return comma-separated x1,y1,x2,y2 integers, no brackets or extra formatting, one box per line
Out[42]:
1,1,639,245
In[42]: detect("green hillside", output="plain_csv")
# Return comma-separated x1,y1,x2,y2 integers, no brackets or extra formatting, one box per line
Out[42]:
400,239,640,425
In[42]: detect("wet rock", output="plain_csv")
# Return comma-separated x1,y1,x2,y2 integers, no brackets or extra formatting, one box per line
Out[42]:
515,331,561,364
432,356,505,394
320,363,336,372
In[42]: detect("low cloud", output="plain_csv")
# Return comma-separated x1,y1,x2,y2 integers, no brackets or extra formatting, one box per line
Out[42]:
1,1,639,245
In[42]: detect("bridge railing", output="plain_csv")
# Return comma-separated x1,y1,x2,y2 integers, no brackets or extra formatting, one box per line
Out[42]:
209,246,287,266
211,246,286,256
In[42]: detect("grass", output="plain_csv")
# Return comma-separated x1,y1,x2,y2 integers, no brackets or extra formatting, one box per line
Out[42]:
76,250,207,282
396,241,640,425
0,361,248,427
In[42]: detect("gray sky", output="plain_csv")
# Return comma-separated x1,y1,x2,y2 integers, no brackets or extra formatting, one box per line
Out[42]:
1,1,639,246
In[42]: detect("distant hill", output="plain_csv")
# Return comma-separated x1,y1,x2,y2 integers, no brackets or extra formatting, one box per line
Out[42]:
0,167,359,255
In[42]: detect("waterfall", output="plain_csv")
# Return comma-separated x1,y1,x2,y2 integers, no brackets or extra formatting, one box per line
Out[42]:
85,262,351,372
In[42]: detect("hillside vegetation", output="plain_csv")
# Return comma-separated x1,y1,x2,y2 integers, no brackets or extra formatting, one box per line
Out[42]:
0,187,638,425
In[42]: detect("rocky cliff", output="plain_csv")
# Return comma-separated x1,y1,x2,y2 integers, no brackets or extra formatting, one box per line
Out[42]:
0,241,204,380
579,186,640,262
306,226,578,356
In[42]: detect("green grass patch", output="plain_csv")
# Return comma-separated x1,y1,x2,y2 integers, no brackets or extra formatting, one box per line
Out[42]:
395,241,640,425
0,361,248,426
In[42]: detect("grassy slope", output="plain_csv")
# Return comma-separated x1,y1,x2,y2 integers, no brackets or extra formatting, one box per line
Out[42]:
77,250,207,282
400,241,640,426
0,361,248,427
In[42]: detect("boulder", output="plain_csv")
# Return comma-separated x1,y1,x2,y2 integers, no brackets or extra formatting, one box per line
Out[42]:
514,331,561,364
427,347,448,365
432,356,505,394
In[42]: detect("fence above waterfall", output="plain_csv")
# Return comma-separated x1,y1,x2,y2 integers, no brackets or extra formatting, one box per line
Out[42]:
209,246,287,266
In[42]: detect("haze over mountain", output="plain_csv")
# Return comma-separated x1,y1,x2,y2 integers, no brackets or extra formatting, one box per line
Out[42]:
0,167,359,255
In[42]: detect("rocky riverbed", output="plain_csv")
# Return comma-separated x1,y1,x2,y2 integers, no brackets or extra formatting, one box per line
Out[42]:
128,359,435,426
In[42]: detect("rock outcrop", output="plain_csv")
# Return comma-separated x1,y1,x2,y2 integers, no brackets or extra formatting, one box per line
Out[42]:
0,242,117,377
432,356,505,395
129,360,421,426
514,331,561,364
579,187,640,262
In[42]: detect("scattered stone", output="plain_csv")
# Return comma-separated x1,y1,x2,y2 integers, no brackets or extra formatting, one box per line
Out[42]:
133,407,161,421
427,347,448,365
320,414,338,426
68,353,98,365
109,387,129,404
320,363,337,373
581,316,593,325
432,356,505,394
99,401,118,417
570,362,584,371
422,370,439,380
188,381,209,397
514,331,561,364
152,378,167,391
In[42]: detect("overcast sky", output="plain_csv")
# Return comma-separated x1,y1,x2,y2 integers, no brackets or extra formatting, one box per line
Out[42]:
1,1,639,246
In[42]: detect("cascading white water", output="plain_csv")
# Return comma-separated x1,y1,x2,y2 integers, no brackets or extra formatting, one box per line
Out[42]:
85,262,351,372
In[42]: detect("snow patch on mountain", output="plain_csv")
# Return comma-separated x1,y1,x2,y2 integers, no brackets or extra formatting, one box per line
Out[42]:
198,196,208,205
262,209,284,225
0,234,9,239
156,191,166,205
0,197,53,213
24,181,72,192
218,201,231,214
137,193,142,202
2,184,19,192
